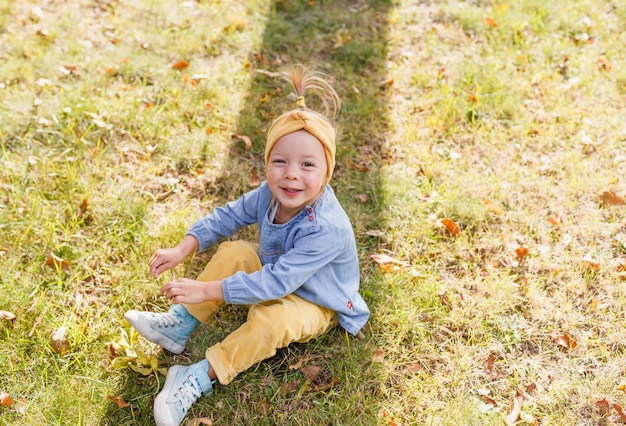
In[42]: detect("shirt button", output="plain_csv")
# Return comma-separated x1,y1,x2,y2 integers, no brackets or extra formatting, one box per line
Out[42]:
308,215,314,221
307,208,313,213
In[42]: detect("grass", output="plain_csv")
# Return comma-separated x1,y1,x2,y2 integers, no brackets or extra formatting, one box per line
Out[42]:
1,0,626,424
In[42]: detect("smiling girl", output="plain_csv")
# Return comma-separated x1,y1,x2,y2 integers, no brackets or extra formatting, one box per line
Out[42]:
124,64,370,426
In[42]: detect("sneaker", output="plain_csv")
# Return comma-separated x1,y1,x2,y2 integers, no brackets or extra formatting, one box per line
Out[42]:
154,359,214,426
124,304,199,354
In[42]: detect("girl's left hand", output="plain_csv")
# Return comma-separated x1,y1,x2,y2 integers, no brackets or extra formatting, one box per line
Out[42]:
159,278,224,304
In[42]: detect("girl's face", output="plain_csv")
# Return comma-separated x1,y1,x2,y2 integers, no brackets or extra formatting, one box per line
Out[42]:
267,129,328,220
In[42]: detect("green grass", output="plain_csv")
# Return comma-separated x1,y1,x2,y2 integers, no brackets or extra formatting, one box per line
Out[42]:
2,0,626,424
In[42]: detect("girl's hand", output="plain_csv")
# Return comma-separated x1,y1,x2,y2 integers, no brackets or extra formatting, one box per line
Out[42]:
149,247,185,278
149,235,200,279
160,278,223,304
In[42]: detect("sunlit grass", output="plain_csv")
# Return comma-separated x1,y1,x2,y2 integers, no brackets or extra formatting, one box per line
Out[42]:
1,0,626,424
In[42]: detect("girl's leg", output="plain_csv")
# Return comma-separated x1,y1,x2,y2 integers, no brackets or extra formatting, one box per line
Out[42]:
205,293,338,385
184,240,262,323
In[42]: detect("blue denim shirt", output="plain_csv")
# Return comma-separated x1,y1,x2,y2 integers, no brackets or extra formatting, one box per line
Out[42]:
186,181,370,336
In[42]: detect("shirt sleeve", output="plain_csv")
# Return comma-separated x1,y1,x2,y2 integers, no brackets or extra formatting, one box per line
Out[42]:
222,224,349,304
186,186,265,252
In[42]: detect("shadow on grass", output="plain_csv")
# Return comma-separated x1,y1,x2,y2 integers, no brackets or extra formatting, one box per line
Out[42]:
102,0,392,423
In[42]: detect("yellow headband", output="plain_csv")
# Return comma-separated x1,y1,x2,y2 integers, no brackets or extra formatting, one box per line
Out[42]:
265,110,336,185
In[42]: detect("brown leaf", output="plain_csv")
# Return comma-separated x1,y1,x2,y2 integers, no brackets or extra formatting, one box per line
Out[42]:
504,390,523,425
45,251,71,272
232,134,252,150
515,246,528,261
618,384,626,395
601,190,625,206
439,293,452,310
595,398,610,414
77,197,89,217
372,349,385,362
597,57,612,72
107,395,130,408
614,403,626,422
50,326,70,355
485,16,498,27
550,330,578,349
548,213,563,226
0,391,13,406
346,158,369,172
171,60,189,71
279,381,299,397
300,365,321,382
583,253,601,272
486,353,496,372
370,253,408,266
481,394,497,406
0,310,16,322
407,362,421,373
437,218,460,237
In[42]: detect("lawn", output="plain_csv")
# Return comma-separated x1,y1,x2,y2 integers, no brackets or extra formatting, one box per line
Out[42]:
1,0,626,425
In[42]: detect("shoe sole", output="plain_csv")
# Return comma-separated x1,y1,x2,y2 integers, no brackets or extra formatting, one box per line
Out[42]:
154,365,184,426
124,310,186,354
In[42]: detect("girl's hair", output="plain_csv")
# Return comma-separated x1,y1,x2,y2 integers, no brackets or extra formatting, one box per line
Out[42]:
280,64,341,119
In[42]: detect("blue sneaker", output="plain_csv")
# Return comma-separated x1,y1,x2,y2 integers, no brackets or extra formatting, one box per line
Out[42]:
154,359,214,426
124,304,199,354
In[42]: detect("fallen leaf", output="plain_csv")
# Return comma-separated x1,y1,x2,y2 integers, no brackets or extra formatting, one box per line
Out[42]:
232,134,252,150
279,381,299,397
171,60,189,71
583,253,601,272
358,193,369,202
597,57,612,72
485,16,498,27
601,190,625,206
436,218,460,237
107,395,130,408
550,330,578,349
486,353,496,372
372,349,385,362
0,310,16,321
494,3,511,13
300,365,321,382
439,293,452,310
618,384,626,395
370,253,408,267
614,403,626,421
0,391,13,406
515,246,528,261
51,326,70,355
365,230,384,237
595,398,610,414
407,362,421,373
45,251,71,272
504,390,523,425
522,381,537,392
481,394,498,406
548,213,563,226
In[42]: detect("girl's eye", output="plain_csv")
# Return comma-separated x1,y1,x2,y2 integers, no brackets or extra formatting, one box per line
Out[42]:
272,159,286,164
303,162,315,167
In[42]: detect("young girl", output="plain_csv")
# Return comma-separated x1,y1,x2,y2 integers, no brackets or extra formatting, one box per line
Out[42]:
124,64,370,426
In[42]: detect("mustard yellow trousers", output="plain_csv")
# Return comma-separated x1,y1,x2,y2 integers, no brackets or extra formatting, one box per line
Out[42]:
184,241,338,385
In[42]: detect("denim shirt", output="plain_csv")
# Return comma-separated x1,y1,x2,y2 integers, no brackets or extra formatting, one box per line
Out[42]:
186,181,370,336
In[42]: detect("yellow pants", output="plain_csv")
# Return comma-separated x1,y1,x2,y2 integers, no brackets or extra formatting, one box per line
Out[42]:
184,241,338,385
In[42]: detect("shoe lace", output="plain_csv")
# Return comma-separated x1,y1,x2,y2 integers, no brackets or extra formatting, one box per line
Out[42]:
175,375,203,412
156,311,182,328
